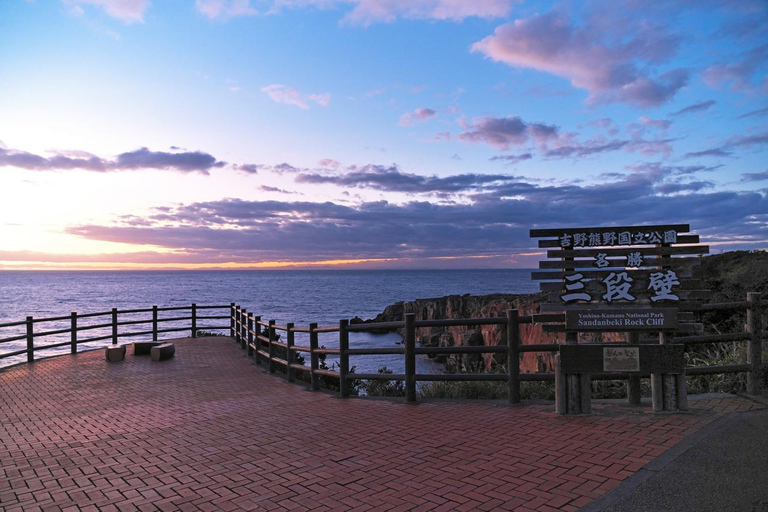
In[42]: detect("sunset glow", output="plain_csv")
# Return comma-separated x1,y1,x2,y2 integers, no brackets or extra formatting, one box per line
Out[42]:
2,1,767,270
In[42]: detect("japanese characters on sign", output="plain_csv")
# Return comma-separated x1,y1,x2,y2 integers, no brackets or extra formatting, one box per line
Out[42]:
561,269,680,304
558,229,678,248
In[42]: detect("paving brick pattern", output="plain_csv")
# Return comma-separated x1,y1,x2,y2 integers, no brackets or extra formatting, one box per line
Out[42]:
0,337,762,511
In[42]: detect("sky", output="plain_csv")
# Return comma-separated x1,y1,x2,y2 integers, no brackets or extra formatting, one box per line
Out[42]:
0,0,767,270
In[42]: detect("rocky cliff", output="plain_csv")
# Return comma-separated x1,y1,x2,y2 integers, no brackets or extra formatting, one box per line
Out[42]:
368,292,570,373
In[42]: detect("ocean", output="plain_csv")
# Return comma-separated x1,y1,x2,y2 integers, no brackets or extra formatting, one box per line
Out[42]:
0,269,537,371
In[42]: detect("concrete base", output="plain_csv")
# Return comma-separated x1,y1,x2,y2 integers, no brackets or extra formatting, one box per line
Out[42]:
105,345,126,363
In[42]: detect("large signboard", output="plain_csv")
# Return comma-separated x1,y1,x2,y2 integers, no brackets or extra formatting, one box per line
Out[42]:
530,224,709,308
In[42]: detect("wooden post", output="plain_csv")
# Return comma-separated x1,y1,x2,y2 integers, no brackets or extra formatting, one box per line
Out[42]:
565,331,580,414
339,319,350,398
70,312,77,355
191,303,197,338
747,292,763,395
580,373,592,414
555,354,566,414
660,331,678,411
405,313,416,403
506,309,520,404
253,316,262,364
651,373,664,412
234,306,241,345
627,332,642,405
268,320,276,373
26,316,34,363
230,303,236,339
286,323,295,382
247,313,254,357
240,308,247,350
675,373,688,411
152,305,158,341
309,323,319,391
111,308,118,345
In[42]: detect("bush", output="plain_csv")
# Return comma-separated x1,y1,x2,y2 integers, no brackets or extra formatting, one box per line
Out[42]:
358,367,405,397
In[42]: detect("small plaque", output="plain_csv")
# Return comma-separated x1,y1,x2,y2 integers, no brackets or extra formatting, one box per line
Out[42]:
603,347,639,372
565,308,677,331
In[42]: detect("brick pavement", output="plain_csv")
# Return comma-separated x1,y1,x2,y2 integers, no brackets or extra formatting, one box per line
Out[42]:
0,337,762,511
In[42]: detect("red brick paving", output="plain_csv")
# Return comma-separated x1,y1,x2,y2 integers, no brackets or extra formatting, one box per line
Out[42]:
0,337,762,511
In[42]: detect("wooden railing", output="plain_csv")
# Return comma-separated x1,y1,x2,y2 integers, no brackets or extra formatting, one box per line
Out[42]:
0,304,231,366
2,294,763,401
230,292,765,402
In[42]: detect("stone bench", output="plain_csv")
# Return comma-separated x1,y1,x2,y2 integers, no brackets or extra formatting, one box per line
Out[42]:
133,341,163,356
105,345,126,363
151,343,175,362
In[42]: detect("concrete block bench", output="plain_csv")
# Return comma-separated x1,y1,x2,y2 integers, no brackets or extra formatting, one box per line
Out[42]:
133,341,163,356
105,345,126,363
151,343,175,362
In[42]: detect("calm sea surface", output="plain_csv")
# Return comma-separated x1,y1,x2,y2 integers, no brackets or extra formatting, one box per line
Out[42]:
0,269,537,371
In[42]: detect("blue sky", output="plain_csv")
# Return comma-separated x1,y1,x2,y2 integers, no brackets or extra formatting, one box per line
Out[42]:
0,0,766,269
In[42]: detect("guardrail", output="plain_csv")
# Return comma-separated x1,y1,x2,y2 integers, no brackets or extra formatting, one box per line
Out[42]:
0,304,231,365
230,292,765,403
2,294,763,401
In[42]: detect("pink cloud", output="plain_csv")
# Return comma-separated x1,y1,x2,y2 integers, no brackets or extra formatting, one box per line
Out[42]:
66,0,149,23
471,11,688,107
195,0,257,19
317,158,341,169
261,84,330,109
701,43,768,94
399,107,437,126
458,116,558,150
342,0,516,26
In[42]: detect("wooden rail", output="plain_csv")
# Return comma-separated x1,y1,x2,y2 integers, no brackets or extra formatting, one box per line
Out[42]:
2,293,764,401
0,304,231,366
229,292,765,403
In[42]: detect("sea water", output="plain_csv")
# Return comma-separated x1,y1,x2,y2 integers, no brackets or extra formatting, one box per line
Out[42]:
0,269,537,371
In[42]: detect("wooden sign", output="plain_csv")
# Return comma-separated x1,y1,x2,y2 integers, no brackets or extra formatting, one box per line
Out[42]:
565,308,678,331
559,344,685,374
529,224,709,308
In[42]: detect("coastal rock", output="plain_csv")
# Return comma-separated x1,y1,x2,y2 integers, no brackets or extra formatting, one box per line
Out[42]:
369,292,625,373
370,292,553,373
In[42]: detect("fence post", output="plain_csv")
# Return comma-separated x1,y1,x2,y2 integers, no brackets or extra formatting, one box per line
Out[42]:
152,305,158,341
286,323,295,383
747,292,763,395
26,316,34,363
339,319,350,398
405,313,416,403
111,308,118,345
627,332,642,405
191,303,197,338
309,323,319,391
660,331,679,411
247,313,254,357
233,306,240,344
506,309,520,404
230,303,235,338
254,316,262,364
71,312,77,355
268,320,276,373
240,309,247,350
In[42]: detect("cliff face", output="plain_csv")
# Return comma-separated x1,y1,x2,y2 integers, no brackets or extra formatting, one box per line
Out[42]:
370,292,562,373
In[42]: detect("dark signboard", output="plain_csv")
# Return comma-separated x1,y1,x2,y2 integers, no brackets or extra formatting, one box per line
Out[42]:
565,308,678,331
559,344,685,374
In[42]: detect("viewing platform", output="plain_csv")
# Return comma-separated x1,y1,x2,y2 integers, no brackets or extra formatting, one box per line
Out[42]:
1,336,763,511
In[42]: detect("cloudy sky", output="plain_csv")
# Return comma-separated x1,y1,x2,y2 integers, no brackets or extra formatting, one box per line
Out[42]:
1,0,766,270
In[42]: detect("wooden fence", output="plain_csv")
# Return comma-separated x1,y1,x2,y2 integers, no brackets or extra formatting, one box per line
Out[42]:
1,294,764,401
0,304,231,366
230,292,765,403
